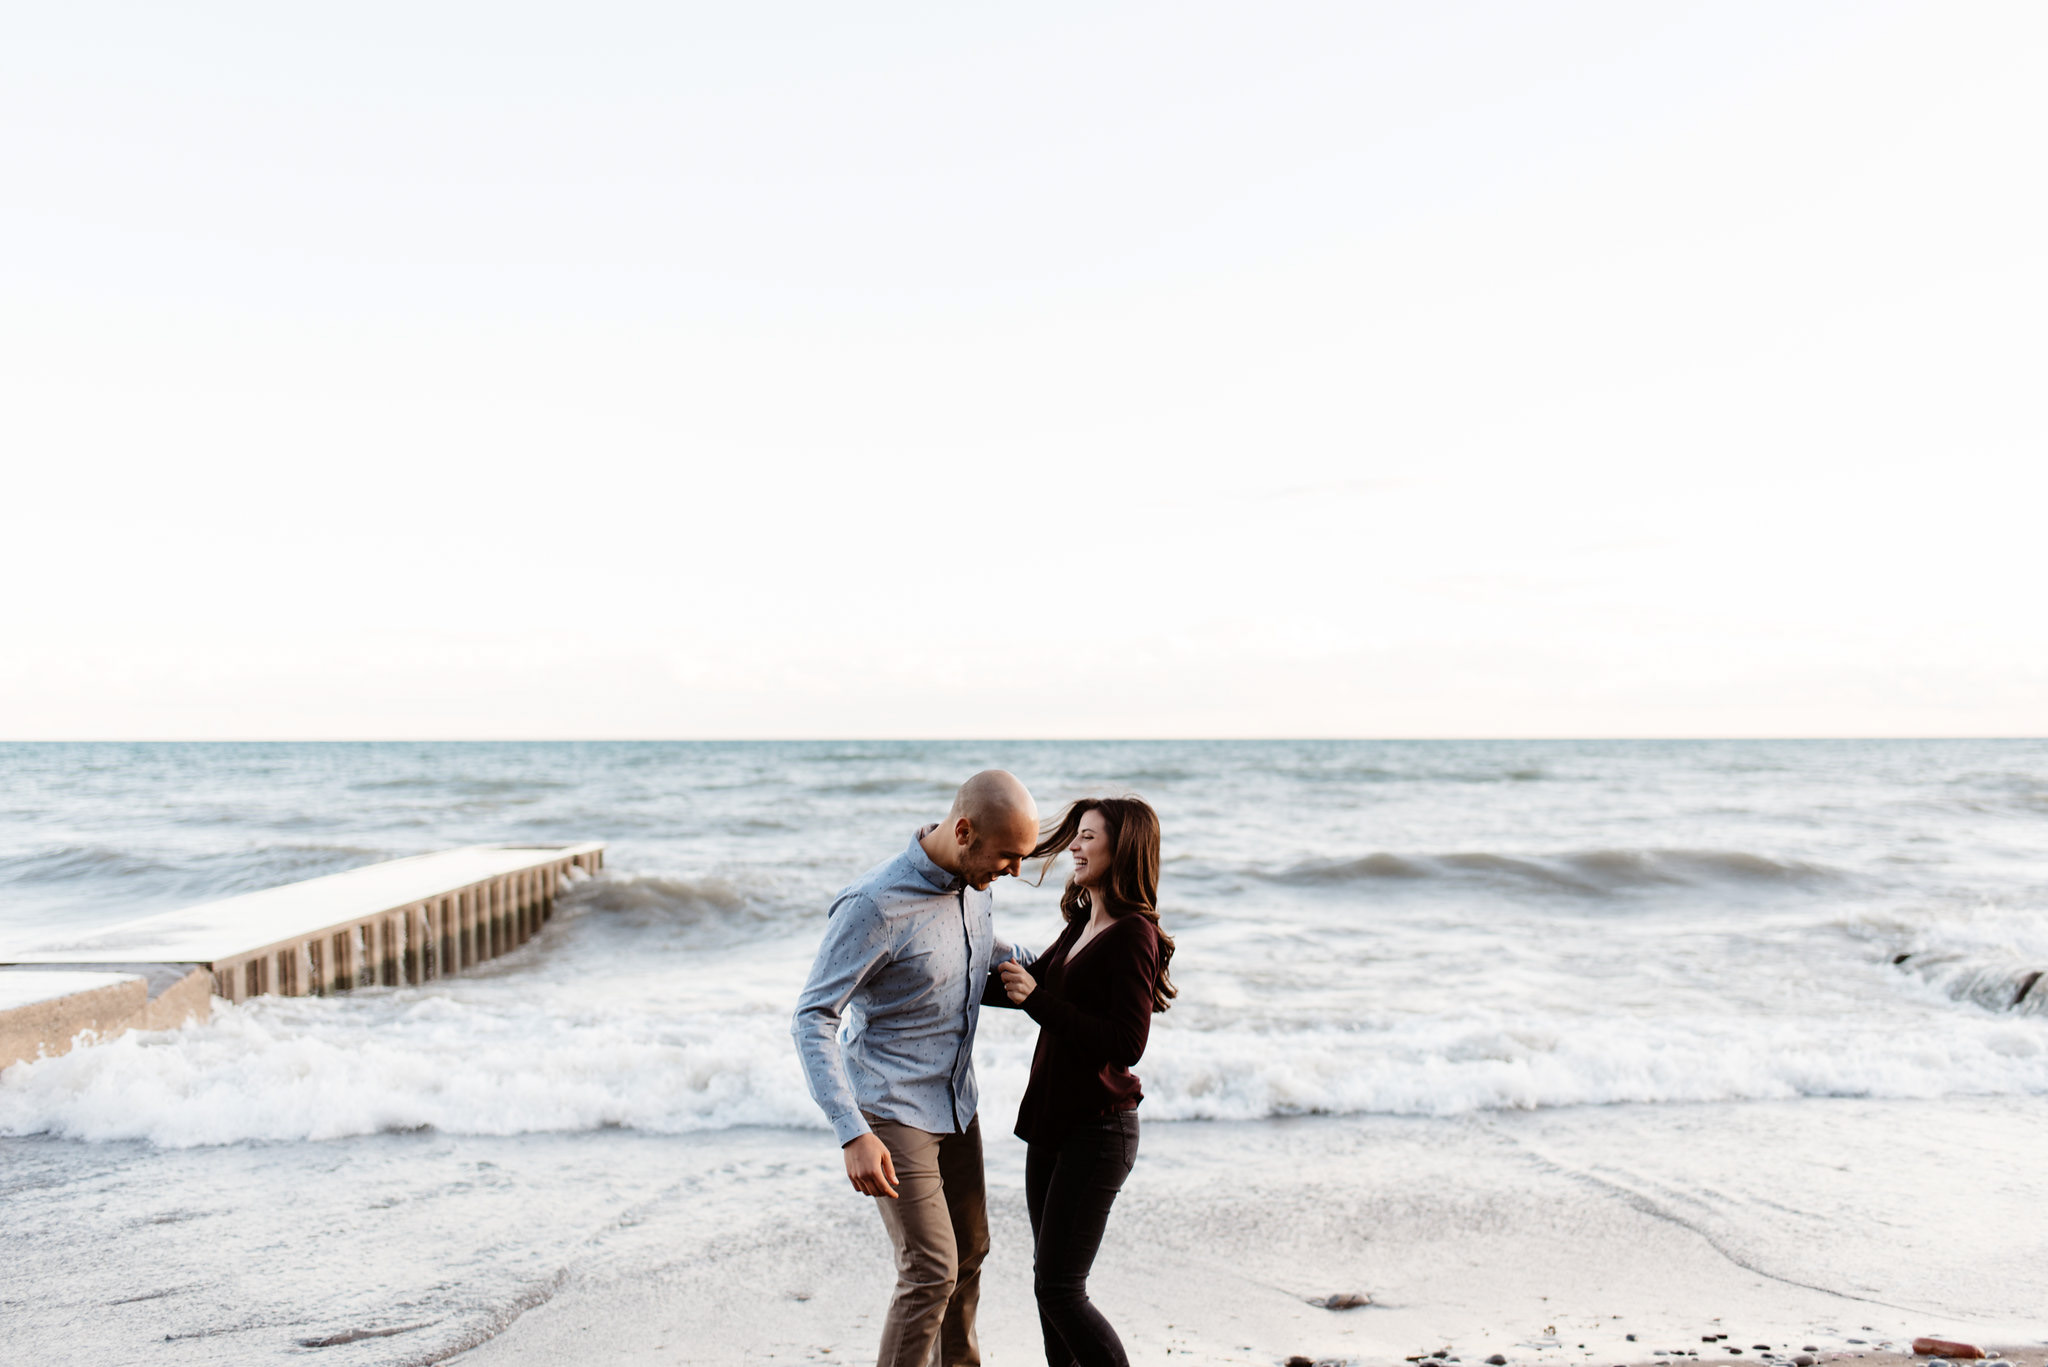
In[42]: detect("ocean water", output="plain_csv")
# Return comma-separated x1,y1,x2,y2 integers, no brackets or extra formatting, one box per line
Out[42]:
2,740,2045,1362
4,740,2045,1145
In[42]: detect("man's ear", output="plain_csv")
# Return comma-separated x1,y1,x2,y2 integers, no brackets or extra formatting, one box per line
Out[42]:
953,816,974,846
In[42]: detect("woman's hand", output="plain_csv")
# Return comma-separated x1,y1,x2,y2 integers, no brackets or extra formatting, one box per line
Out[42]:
999,959,1037,1004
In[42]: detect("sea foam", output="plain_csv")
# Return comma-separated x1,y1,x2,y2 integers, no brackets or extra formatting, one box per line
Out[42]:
6,973,2045,1148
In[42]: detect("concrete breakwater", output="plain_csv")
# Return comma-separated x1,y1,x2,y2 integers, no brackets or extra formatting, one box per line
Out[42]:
0,842,604,1069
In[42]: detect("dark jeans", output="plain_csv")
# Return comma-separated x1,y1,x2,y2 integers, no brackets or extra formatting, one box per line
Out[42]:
1024,1110,1139,1367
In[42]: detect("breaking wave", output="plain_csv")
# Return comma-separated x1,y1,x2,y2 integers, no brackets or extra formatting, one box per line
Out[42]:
1265,848,1836,896
1852,906,2048,1017
6,977,2044,1148
1128,1012,2048,1121
549,871,809,949
561,873,754,921
0,992,821,1148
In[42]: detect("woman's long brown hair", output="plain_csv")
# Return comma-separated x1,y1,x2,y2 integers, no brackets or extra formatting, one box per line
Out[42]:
1029,796,1177,1013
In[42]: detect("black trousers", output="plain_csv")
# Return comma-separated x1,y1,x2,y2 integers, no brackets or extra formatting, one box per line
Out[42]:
1023,1110,1140,1367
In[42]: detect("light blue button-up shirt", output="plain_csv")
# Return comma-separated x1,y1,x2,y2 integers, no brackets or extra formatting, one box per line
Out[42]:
792,827,1033,1146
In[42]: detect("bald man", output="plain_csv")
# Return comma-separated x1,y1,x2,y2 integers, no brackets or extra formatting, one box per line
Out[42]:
792,770,1041,1367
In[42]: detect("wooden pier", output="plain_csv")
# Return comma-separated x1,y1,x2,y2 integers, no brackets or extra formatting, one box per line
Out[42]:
0,842,603,1067
0,965,215,1071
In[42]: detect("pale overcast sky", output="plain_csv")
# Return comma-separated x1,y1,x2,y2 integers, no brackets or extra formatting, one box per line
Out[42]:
2,2,2042,739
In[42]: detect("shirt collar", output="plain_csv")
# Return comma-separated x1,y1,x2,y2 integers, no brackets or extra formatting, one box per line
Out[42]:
907,824,968,894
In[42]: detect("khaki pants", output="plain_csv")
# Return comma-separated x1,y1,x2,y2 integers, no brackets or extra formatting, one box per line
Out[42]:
866,1114,987,1367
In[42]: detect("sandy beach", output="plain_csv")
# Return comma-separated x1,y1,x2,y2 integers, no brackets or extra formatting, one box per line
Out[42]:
10,1094,2040,1365
449,1099,2044,1366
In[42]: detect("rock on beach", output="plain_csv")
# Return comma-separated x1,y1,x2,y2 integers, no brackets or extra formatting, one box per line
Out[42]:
1304,1290,1372,1310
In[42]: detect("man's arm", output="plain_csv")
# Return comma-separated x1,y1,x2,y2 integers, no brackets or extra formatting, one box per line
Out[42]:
991,930,1035,970
790,890,895,1147
982,928,1037,1009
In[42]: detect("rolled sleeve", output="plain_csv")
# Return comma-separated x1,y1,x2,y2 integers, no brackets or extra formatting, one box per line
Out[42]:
981,934,1037,1010
992,933,1034,970
791,890,896,1146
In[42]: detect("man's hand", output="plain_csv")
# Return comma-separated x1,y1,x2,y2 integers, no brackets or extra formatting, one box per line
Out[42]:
844,1132,898,1199
999,959,1037,1005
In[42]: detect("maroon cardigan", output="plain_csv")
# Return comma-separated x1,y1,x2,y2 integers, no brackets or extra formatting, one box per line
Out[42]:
987,911,1161,1146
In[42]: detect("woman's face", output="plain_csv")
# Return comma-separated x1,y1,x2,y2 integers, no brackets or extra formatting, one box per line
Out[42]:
1069,810,1112,889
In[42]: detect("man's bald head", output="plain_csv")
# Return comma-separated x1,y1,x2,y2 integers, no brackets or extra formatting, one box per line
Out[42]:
923,770,1041,889
948,769,1038,830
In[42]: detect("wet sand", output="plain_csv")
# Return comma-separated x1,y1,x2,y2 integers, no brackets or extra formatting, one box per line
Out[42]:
454,1099,2047,1366
6,1097,2038,1365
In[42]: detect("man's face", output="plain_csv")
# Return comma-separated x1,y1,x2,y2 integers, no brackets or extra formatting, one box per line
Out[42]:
957,811,1040,890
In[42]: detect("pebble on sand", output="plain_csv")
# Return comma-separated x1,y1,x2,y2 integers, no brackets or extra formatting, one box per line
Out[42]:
1485,1355,1507,1364
1319,1292,1372,1310
1911,1341,1984,1360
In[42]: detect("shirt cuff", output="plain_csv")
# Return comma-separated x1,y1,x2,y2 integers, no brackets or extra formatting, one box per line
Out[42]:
831,1109,873,1147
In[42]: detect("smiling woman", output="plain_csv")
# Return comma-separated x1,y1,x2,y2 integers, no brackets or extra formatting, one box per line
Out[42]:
1023,798,1176,1014
989,795,1174,1367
